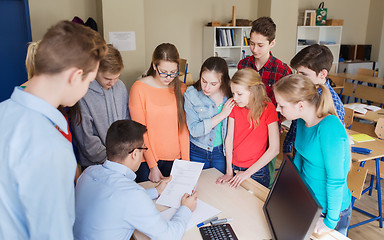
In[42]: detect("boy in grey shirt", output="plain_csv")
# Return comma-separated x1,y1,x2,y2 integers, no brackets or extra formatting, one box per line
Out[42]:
72,44,129,167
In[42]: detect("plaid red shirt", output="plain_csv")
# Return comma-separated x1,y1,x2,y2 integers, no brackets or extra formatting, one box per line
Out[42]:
238,52,292,105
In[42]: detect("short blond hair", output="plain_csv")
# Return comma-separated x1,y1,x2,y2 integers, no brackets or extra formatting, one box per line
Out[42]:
98,44,124,74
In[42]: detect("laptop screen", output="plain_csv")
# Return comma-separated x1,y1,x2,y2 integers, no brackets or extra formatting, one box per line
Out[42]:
263,159,322,240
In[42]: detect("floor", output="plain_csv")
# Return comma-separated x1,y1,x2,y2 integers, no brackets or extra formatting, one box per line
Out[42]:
348,176,384,239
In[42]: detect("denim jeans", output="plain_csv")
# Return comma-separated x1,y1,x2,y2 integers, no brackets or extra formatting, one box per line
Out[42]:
135,160,174,183
335,201,353,236
232,164,270,188
190,142,226,174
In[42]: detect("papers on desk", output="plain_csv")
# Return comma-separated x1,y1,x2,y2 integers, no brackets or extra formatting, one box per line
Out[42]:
344,103,382,115
350,133,375,143
160,199,221,230
344,104,368,114
156,160,204,208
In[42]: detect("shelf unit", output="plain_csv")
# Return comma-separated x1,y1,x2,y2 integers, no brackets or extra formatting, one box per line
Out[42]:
203,26,252,77
296,26,343,73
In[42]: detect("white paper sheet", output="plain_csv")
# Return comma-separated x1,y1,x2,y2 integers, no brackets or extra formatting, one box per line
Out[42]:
364,105,381,112
156,160,204,208
160,199,221,230
108,31,136,51
344,104,368,114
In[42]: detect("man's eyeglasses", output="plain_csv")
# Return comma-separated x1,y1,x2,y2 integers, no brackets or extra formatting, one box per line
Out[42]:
156,66,179,78
129,147,148,154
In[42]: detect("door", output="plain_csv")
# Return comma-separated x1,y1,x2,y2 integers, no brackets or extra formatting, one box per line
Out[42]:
0,0,32,102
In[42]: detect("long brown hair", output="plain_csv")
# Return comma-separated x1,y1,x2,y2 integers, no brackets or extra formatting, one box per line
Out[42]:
193,56,232,98
273,74,337,118
231,68,270,127
146,43,185,131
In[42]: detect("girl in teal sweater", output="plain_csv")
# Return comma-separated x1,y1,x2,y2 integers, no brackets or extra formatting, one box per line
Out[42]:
273,74,352,236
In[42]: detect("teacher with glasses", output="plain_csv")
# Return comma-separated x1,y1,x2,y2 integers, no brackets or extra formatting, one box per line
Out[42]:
129,43,190,183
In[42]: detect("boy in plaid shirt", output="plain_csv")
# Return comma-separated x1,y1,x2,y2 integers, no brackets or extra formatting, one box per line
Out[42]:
283,44,345,161
238,17,292,106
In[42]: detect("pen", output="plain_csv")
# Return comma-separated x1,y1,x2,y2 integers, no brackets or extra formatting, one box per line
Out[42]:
197,216,218,227
211,218,233,225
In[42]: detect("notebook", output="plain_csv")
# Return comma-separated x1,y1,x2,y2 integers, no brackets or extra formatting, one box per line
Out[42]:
350,133,375,143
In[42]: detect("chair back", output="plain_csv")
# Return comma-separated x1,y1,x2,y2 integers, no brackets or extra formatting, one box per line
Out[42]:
347,162,368,199
357,68,377,77
354,85,384,105
375,118,384,139
344,107,354,129
342,82,355,98
329,76,345,94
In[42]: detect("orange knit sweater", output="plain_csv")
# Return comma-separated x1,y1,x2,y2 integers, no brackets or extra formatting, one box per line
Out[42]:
129,81,190,169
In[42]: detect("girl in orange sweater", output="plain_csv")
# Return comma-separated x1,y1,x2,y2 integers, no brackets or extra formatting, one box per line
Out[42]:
129,43,189,182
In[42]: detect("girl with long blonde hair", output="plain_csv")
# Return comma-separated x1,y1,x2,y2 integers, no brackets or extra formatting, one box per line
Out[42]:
273,74,352,236
216,68,280,188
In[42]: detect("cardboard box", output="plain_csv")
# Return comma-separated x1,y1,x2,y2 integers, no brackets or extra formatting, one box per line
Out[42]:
179,72,194,86
326,19,344,26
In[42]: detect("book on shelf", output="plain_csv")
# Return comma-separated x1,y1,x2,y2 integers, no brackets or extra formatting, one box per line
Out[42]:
350,133,375,143
216,28,221,46
231,29,235,46
215,28,240,47
226,29,232,46
221,29,228,46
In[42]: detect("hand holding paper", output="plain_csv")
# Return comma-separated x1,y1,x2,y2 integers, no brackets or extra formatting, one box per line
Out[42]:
156,160,204,208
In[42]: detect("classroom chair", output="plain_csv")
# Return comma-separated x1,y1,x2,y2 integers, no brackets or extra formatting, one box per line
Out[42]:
344,107,354,129
356,68,379,104
346,162,368,235
329,75,345,97
358,118,384,197
353,84,384,107
341,82,355,104
357,68,378,77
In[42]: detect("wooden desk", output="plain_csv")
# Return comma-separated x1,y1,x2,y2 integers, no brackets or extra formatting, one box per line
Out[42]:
348,130,384,229
133,168,350,240
134,168,271,240
329,73,384,86
344,104,384,123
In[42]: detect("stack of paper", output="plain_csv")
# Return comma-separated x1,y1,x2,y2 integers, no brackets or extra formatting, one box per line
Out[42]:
344,104,382,114
344,104,368,115
156,160,204,208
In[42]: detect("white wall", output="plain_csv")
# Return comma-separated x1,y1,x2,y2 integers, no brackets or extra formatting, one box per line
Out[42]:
101,0,146,88
29,0,100,41
143,0,258,85
298,0,370,45
270,0,299,64
27,0,384,80
378,17,384,77
366,0,384,64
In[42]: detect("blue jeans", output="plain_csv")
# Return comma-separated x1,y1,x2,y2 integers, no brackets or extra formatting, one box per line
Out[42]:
135,160,174,183
335,201,352,236
232,164,270,188
190,143,226,174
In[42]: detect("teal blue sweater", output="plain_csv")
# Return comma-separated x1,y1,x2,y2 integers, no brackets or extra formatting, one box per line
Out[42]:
294,115,351,229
